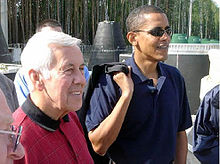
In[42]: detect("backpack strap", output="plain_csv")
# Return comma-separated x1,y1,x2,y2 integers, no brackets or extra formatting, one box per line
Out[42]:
77,62,128,163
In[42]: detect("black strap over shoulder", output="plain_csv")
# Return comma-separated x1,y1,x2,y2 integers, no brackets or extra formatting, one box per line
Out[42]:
77,62,128,164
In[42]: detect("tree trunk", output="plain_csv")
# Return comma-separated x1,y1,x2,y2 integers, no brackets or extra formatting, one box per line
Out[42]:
13,0,18,43
29,0,32,36
36,0,39,30
178,0,181,33
91,0,95,41
83,0,88,43
56,0,60,22
199,1,203,38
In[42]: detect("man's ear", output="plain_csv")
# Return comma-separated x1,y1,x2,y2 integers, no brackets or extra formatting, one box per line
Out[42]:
28,69,44,91
126,31,138,46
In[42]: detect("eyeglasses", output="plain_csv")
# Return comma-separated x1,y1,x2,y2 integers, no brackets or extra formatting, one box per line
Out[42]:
133,26,172,37
0,125,22,152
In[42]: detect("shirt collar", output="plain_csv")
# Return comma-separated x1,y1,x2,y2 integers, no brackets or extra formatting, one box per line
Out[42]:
126,54,165,85
21,95,69,132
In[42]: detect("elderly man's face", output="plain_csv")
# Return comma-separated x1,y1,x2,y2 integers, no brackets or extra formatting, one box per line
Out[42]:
42,44,86,113
0,90,24,164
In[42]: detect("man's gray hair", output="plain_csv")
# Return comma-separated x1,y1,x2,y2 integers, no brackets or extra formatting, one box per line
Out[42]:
20,31,81,90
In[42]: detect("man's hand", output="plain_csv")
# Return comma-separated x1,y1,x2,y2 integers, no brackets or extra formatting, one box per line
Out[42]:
113,66,134,98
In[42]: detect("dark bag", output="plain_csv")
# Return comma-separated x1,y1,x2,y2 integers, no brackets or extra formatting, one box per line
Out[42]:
77,62,129,164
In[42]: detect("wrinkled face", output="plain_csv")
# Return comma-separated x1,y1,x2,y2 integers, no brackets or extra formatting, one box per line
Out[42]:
133,13,171,62
0,91,24,164
42,44,86,112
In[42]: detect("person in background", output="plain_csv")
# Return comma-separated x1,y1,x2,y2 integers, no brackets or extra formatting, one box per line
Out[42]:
0,73,19,112
35,19,63,32
193,85,219,164
199,49,220,101
14,19,90,105
0,88,24,163
13,31,93,163
85,5,192,163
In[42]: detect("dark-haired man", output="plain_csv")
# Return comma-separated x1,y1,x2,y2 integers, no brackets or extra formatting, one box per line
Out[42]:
85,5,192,163
35,19,62,33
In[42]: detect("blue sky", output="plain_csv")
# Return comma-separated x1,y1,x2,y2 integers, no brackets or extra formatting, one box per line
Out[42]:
212,0,220,7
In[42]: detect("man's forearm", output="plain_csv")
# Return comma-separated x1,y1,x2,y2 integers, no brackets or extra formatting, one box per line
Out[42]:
174,131,188,164
88,93,132,155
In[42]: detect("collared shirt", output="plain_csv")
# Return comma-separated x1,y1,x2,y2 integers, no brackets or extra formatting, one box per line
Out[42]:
13,96,93,164
85,57,192,164
193,85,219,164
13,68,29,106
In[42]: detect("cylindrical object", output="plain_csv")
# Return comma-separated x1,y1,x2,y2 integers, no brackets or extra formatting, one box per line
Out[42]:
0,24,11,63
171,34,188,43
188,36,201,44
88,21,126,70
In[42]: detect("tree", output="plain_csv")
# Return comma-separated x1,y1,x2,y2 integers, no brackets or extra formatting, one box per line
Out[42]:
6,0,219,44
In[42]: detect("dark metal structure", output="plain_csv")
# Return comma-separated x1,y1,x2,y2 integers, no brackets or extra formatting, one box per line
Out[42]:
0,24,11,63
88,21,126,70
165,54,209,114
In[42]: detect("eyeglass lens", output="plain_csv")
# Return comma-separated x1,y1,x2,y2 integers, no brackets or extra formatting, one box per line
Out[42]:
149,27,172,37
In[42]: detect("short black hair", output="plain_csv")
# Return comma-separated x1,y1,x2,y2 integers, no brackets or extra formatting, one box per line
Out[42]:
126,5,165,32
36,19,62,32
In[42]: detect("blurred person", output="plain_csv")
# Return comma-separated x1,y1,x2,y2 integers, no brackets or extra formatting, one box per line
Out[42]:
85,5,192,163
0,88,24,163
0,73,19,112
35,19,63,32
14,19,90,106
200,49,220,101
193,85,219,164
13,31,93,163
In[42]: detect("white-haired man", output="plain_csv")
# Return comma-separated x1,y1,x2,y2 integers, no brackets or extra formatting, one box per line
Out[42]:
14,19,90,106
13,31,93,163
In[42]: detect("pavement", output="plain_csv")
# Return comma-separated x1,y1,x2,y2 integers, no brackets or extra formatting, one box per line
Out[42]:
186,115,200,164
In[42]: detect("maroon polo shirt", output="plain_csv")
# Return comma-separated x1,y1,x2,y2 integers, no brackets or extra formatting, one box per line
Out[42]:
13,95,93,164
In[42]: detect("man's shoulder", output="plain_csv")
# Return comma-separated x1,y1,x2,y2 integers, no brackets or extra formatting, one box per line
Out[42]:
13,107,51,147
13,107,27,125
0,73,14,86
203,85,219,105
159,62,183,80
160,62,180,73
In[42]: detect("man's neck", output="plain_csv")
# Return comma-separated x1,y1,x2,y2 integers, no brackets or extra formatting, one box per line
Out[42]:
134,52,158,79
30,92,64,120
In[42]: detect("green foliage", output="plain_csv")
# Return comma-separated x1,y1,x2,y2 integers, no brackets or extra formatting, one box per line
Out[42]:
7,0,219,44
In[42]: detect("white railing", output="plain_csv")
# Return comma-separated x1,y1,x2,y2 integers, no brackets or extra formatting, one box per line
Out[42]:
119,43,220,61
8,43,220,63
168,43,219,55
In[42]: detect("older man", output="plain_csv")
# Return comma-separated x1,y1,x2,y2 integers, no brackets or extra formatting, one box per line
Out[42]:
0,88,24,163
14,19,90,106
13,31,93,163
